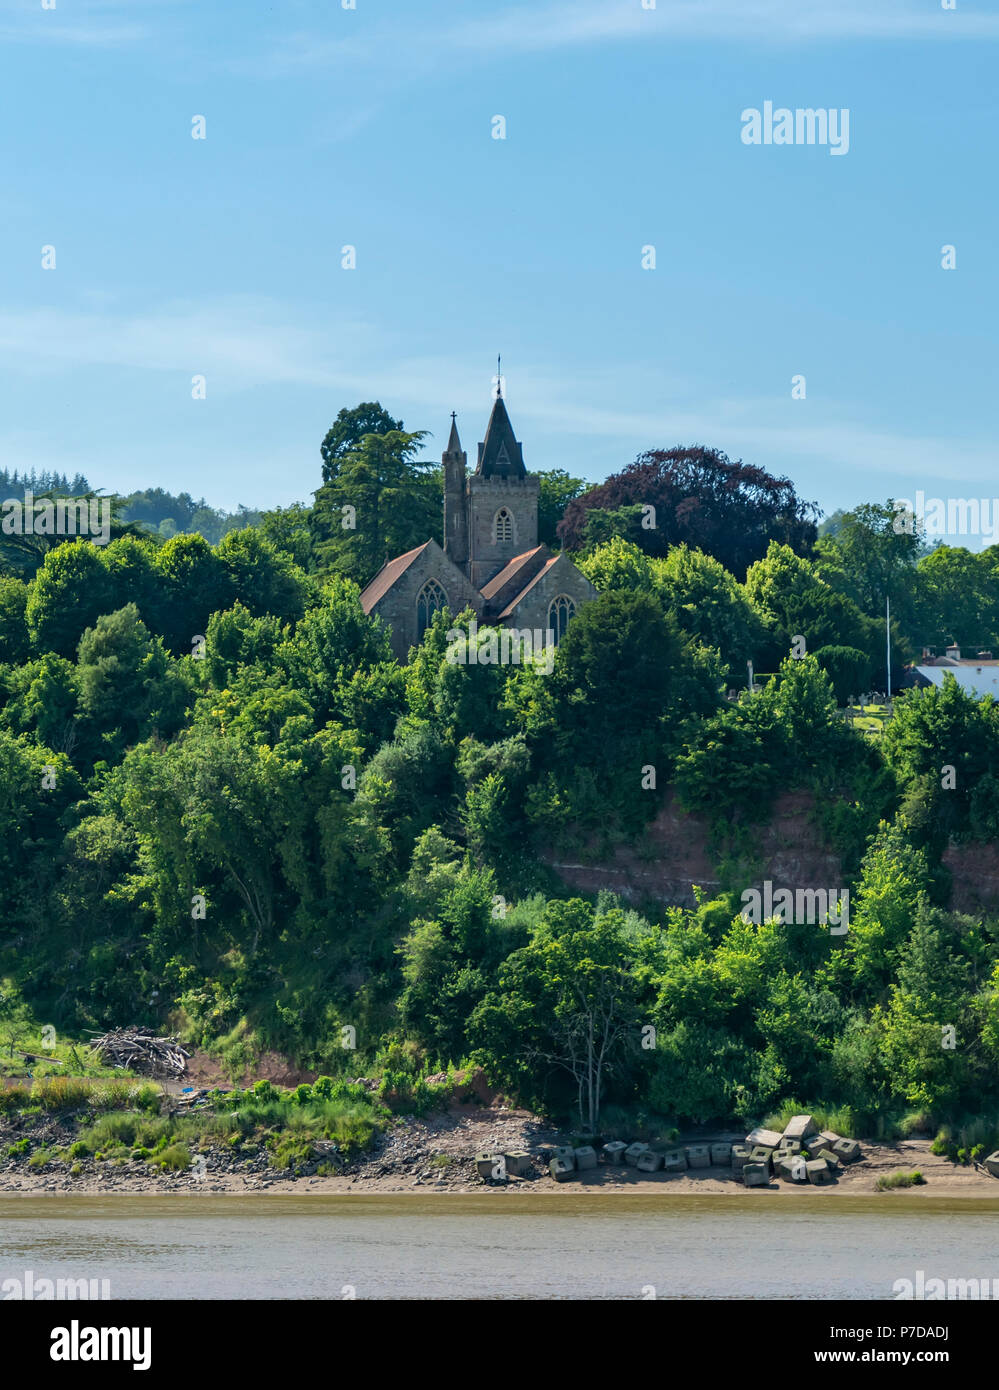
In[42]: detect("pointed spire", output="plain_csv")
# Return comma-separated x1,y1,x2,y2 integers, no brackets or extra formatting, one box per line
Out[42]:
446,411,462,455
477,392,524,477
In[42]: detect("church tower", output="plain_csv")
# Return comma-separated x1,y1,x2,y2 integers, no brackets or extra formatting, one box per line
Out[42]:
466,385,539,589
442,413,468,567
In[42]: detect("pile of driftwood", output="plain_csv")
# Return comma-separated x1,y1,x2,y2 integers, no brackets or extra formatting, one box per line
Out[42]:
88,1028,189,1079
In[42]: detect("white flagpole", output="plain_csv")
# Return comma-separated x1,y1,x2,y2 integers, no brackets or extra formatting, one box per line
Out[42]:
886,596,891,703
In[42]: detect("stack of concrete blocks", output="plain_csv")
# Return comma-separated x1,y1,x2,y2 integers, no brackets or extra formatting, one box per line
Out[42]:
624,1142,650,1166
776,1153,809,1183
573,1145,598,1171
636,1150,664,1173
777,1114,864,1182
602,1140,628,1165
685,1144,711,1169
731,1144,752,1175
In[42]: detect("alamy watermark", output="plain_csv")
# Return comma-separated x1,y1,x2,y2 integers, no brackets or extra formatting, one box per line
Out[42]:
1,492,112,546
893,492,999,545
741,102,850,156
2,1268,111,1300
740,880,849,935
446,619,555,675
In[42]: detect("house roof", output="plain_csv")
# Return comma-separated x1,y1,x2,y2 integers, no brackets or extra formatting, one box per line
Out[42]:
358,542,431,614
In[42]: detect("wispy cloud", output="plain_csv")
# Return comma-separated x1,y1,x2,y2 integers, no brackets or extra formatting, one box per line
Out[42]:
446,0,999,52
0,0,188,47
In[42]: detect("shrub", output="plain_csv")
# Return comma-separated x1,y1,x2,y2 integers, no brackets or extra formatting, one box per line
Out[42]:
153,1144,190,1172
0,1085,30,1114
876,1170,926,1190
31,1077,91,1112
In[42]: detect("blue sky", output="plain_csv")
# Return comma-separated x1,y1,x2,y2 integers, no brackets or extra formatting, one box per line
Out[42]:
1,0,996,525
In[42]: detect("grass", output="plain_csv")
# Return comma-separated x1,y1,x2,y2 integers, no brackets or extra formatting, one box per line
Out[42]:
876,1170,926,1190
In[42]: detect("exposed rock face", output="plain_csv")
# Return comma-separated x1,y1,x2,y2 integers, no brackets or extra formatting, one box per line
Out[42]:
541,788,843,908
943,840,999,914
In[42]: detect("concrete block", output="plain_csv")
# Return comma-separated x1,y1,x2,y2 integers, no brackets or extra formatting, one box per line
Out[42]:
984,1151,999,1179
710,1143,733,1166
554,1145,575,1164
777,1155,809,1183
820,1130,843,1145
806,1158,834,1185
832,1138,861,1164
685,1144,711,1169
804,1136,832,1159
636,1150,664,1172
731,1144,752,1173
745,1127,783,1149
503,1150,532,1177
782,1114,817,1142
781,1138,802,1154
476,1152,507,1181
662,1149,688,1173
749,1146,774,1173
624,1142,649,1166
573,1145,598,1170
742,1162,770,1187
807,1144,840,1168
602,1140,628,1164
549,1157,574,1182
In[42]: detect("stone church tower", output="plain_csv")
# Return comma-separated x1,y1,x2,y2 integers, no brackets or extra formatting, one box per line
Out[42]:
445,387,541,590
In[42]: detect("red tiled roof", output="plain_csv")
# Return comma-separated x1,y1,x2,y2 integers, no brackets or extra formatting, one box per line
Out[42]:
358,542,430,614
479,546,546,601
497,555,561,620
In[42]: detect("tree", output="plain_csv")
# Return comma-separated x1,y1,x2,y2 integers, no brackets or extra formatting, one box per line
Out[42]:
470,899,640,1130
535,468,586,547
813,501,924,627
154,533,233,654
320,402,403,485
652,545,767,670
216,527,309,624
914,546,999,652
309,429,440,582
558,445,819,576
0,578,30,663
25,542,115,657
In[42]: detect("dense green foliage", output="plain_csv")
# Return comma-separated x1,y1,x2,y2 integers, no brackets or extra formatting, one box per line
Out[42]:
4,408,999,1136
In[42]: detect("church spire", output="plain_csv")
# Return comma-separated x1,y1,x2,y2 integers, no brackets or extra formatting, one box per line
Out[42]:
476,391,524,477
445,411,462,456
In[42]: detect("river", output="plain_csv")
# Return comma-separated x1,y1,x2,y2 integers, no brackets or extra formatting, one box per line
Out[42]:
2,1194,998,1299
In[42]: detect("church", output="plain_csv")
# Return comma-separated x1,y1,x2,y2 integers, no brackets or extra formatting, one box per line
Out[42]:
359,388,598,661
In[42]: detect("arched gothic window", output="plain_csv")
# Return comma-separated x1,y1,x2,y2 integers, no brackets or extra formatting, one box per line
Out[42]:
494,507,514,544
416,578,448,637
548,594,575,644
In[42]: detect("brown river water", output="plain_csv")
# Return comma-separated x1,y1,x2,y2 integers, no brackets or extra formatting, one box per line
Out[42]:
2,1194,998,1299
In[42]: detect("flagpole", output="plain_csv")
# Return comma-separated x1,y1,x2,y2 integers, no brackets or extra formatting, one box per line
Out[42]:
886,596,891,704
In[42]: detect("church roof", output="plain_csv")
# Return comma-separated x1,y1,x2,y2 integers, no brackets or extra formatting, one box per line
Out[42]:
493,552,562,620
479,545,547,602
476,394,525,477
358,541,431,614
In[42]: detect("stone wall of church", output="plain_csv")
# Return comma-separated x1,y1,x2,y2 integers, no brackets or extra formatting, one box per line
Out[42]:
370,548,483,661
502,556,598,640
466,475,540,589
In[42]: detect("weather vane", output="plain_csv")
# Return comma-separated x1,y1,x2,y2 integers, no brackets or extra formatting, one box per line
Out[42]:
492,354,504,399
